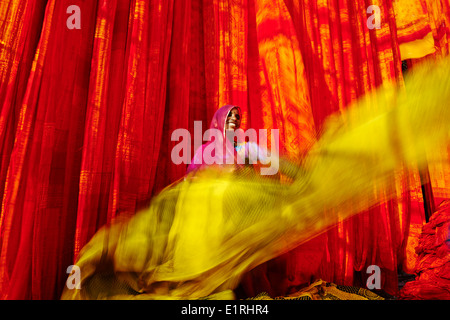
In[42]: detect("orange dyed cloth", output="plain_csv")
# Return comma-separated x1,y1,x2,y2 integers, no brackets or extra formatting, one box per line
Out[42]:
399,200,450,299
393,0,435,59
394,0,450,59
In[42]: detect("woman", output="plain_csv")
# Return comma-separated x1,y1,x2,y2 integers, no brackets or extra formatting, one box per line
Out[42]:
186,105,274,176
186,104,301,297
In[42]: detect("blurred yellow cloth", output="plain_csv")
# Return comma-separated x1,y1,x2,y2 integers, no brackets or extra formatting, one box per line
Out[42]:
62,57,450,300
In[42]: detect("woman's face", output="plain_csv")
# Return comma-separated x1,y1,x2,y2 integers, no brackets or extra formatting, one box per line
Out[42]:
225,107,241,131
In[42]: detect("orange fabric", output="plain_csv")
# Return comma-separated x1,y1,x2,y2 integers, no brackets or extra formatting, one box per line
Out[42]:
402,0,450,219
279,0,424,296
394,0,435,59
399,201,450,299
404,223,423,273
418,0,450,203
397,0,450,267
255,0,316,159
396,0,450,59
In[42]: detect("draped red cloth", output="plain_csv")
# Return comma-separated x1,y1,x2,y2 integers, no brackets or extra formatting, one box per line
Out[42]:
285,0,410,296
394,0,450,281
0,0,448,299
399,200,450,300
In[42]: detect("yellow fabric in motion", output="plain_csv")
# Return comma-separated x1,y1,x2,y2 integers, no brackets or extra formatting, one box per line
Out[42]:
62,57,450,300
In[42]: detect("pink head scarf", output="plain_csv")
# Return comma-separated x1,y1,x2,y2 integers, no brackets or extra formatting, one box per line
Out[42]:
187,105,242,174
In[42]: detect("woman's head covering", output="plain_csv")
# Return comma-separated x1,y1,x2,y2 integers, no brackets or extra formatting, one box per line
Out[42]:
209,104,241,136
186,105,242,174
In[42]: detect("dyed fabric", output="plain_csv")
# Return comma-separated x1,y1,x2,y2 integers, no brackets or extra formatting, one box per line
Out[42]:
283,0,421,296
398,0,450,267
404,0,450,205
61,58,450,300
394,0,450,60
253,0,317,160
399,200,450,300
1,0,449,300
393,0,436,59
0,0,99,299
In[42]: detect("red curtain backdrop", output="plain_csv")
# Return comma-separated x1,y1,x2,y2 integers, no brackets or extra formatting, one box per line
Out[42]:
0,0,448,299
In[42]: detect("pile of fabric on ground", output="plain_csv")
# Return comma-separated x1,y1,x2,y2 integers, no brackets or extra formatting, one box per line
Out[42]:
247,280,385,300
399,200,450,299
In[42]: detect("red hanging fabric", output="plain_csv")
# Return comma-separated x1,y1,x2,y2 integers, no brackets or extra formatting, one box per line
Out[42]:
283,0,421,296
0,0,99,299
0,0,447,300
